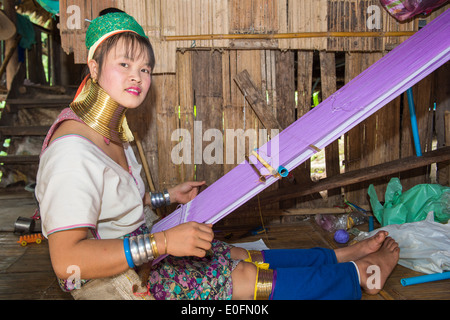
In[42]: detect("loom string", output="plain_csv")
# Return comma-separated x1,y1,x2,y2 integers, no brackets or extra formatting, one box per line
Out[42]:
151,10,450,245
243,92,246,130
256,194,271,248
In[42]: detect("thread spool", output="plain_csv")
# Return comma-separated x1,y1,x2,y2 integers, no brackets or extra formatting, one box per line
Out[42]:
277,166,289,178
14,217,35,235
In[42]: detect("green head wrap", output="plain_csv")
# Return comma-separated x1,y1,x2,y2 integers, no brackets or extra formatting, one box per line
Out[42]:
85,12,148,62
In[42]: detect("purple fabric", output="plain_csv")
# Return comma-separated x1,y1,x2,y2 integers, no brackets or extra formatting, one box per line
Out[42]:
152,10,450,236
380,0,448,21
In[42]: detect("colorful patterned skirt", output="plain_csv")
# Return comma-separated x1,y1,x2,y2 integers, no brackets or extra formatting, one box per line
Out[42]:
148,239,236,300
60,224,237,300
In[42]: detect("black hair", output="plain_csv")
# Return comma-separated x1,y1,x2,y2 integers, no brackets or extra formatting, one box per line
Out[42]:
99,8,126,16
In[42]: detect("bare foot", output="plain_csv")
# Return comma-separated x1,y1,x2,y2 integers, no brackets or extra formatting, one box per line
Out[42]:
355,237,400,295
335,230,389,263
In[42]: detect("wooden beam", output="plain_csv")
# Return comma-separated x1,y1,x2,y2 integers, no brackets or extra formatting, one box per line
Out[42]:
0,126,50,136
0,155,39,164
249,206,372,216
163,31,417,41
6,98,72,106
0,37,20,80
233,68,333,188
4,0,18,90
320,51,340,202
243,146,450,208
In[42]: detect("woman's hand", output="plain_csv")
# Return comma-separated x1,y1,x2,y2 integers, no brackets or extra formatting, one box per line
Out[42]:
168,181,206,204
160,222,214,258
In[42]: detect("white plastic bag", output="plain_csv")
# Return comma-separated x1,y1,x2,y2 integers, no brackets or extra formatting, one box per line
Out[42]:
354,212,450,274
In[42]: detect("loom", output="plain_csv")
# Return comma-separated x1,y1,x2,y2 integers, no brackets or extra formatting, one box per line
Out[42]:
152,10,450,248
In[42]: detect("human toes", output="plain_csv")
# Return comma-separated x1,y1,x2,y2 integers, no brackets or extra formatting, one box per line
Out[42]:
365,230,388,252
383,237,400,251
373,230,388,242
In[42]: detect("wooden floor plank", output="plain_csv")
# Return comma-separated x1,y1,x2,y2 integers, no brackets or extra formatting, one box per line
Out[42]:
0,196,448,300
218,218,450,300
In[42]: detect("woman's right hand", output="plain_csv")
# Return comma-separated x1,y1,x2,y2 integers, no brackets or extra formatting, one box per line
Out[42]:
158,222,214,258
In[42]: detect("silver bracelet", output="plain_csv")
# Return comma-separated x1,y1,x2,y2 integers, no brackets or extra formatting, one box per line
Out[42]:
150,191,167,209
128,234,156,266
129,236,143,266
144,233,154,261
137,234,148,264
163,189,171,206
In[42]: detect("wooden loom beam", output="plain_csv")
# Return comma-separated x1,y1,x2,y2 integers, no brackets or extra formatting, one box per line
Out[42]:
163,31,417,42
152,10,450,239
244,146,450,208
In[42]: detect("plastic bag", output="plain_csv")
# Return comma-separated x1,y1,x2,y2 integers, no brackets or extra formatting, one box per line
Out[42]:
315,210,367,232
368,177,450,227
380,0,448,21
354,212,450,274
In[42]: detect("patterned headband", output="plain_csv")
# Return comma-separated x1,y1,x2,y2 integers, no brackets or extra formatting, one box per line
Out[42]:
85,12,148,62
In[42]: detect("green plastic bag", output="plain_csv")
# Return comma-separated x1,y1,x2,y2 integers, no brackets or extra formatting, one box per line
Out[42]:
368,178,450,226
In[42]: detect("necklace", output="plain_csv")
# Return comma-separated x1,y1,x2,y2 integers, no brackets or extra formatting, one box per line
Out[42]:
70,80,127,144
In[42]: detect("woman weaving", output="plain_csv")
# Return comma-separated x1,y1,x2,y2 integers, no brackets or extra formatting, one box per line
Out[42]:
35,9,399,300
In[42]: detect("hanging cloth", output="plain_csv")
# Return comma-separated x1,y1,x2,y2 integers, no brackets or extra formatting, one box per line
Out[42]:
35,0,60,15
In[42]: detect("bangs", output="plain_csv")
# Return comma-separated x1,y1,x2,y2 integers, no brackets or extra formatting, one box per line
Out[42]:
93,32,155,75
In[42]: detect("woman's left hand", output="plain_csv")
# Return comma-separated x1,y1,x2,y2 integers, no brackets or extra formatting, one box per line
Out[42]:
168,181,206,204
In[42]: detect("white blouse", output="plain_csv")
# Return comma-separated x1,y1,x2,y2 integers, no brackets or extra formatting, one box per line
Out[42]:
35,134,146,239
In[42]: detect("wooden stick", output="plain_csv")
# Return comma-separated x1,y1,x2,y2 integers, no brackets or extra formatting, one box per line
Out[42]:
234,69,282,133
243,146,450,208
163,31,416,41
235,206,372,217
245,155,266,183
234,70,322,154
0,36,20,80
133,132,162,217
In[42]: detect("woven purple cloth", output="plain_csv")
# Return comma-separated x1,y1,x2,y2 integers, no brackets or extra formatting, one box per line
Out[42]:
152,10,450,243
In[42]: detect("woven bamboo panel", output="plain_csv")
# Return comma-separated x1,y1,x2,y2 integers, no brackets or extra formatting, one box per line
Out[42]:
59,0,449,72
278,0,328,50
59,0,118,64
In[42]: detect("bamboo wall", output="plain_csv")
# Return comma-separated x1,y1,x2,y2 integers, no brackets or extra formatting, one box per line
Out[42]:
58,1,449,225
59,0,446,72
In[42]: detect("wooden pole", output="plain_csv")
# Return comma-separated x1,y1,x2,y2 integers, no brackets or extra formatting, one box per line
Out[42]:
446,111,450,184
163,31,416,41
0,37,20,80
243,146,450,208
133,132,162,217
234,69,282,133
3,0,18,90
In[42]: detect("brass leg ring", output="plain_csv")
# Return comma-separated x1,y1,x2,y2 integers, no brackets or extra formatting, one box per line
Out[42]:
254,267,274,300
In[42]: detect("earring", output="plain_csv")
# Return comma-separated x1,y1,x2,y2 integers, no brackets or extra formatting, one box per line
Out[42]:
92,78,98,84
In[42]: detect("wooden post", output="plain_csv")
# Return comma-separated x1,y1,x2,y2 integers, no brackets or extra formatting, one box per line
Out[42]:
192,50,224,185
0,37,20,80
242,146,450,208
4,0,18,90
234,69,282,133
445,111,450,184
320,51,341,204
435,61,450,186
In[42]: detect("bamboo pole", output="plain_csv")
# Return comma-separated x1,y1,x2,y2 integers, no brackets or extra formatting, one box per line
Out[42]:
242,146,450,209
0,36,20,80
133,131,162,217
162,31,416,41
